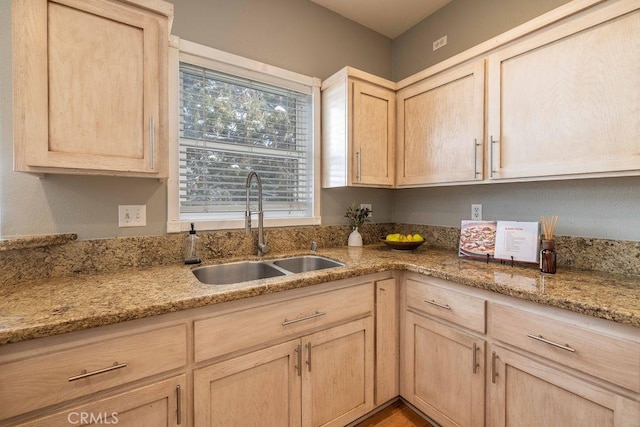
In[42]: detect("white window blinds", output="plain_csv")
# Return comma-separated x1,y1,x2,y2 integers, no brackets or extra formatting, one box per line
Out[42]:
178,62,313,221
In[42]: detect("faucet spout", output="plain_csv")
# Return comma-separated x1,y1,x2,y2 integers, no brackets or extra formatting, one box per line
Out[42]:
245,171,269,257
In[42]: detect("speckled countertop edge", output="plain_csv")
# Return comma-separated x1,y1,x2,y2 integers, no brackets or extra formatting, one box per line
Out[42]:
0,245,638,346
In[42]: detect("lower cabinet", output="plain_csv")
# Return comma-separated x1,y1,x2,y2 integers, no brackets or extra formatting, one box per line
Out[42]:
402,311,485,427
489,346,639,426
16,375,186,427
194,316,374,427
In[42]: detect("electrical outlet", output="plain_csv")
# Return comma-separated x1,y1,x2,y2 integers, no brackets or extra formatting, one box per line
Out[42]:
471,204,482,221
118,205,146,227
433,35,447,51
360,203,372,219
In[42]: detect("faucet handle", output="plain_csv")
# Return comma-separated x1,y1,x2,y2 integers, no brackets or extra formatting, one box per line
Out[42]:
310,241,318,252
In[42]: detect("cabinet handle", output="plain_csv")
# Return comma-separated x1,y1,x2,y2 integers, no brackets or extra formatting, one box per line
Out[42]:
306,342,312,372
472,342,479,374
176,385,182,425
423,299,451,310
68,361,127,382
473,138,481,178
356,148,362,182
491,351,498,384
527,334,576,352
490,135,498,177
282,311,326,326
149,117,155,170
295,344,302,376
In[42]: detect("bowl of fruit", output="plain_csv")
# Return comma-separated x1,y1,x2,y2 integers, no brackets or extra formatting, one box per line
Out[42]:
380,233,425,251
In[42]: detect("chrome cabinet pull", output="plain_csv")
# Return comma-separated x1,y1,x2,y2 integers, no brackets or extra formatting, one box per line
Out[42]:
68,361,127,382
490,135,498,177
527,334,576,352
282,311,326,326
472,342,479,374
295,344,302,377
356,148,362,182
149,117,155,169
423,299,451,310
306,342,312,372
473,138,481,178
176,385,182,425
491,351,498,384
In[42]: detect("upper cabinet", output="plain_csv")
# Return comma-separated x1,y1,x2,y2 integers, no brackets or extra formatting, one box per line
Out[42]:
12,0,173,178
487,1,640,181
396,60,485,187
322,67,396,188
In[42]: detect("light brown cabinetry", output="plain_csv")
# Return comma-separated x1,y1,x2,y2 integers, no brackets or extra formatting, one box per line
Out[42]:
0,320,187,426
488,301,640,426
487,1,640,180
15,375,186,427
401,275,486,427
321,67,395,188
396,61,485,187
12,0,172,177
489,345,639,426
193,279,376,427
375,278,399,405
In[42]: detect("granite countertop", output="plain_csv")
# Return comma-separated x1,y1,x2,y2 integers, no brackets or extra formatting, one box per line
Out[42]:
1,245,638,346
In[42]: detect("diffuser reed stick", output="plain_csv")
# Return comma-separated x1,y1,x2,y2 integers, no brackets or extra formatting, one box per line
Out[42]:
541,215,558,240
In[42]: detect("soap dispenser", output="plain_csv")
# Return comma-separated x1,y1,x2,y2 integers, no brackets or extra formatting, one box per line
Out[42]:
184,223,202,265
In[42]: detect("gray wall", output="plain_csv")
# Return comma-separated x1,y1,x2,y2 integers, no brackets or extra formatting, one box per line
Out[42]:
392,0,571,80
0,0,391,239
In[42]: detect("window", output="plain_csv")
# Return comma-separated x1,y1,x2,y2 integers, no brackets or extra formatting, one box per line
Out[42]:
167,39,320,232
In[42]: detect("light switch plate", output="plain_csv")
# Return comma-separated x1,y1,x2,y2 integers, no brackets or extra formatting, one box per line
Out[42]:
119,205,146,227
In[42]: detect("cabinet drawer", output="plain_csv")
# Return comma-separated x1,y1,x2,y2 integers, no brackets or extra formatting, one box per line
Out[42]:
0,324,187,420
194,282,373,362
490,303,640,392
406,278,486,333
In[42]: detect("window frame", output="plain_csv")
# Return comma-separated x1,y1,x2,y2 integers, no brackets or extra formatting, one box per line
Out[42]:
167,37,321,233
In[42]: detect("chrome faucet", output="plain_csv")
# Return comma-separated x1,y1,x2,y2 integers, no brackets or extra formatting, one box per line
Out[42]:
245,171,269,257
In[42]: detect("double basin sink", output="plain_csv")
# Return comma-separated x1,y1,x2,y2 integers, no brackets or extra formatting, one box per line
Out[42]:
192,255,344,285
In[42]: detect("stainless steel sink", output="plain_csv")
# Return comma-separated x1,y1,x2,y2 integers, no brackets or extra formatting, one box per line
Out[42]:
272,256,344,273
192,256,344,285
192,261,287,285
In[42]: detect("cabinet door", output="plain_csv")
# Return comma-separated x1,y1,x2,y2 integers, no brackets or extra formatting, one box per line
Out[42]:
396,60,484,186
489,346,640,427
487,2,640,180
194,339,302,427
16,375,186,426
351,80,395,187
302,316,375,427
13,0,168,176
402,311,485,427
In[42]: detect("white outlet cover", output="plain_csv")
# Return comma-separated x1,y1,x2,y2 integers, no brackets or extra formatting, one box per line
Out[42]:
360,203,372,219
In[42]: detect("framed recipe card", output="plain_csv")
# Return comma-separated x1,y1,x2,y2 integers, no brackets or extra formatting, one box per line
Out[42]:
494,221,540,263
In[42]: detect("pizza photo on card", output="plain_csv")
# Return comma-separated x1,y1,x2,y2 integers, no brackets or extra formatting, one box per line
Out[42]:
459,220,497,258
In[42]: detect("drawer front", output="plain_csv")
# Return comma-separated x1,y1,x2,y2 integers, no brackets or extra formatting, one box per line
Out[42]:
194,282,374,362
490,303,640,392
0,324,187,420
406,278,486,333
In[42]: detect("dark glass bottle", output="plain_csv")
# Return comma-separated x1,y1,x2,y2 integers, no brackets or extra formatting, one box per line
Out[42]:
540,239,556,274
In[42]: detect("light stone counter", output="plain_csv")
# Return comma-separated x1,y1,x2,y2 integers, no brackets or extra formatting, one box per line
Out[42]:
1,245,638,345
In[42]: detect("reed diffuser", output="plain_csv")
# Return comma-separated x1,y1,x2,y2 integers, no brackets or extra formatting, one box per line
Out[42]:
540,215,558,273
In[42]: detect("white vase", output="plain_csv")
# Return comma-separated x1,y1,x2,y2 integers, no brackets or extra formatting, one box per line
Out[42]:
348,227,363,247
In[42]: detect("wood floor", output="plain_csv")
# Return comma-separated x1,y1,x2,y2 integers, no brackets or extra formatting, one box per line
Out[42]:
354,400,436,427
